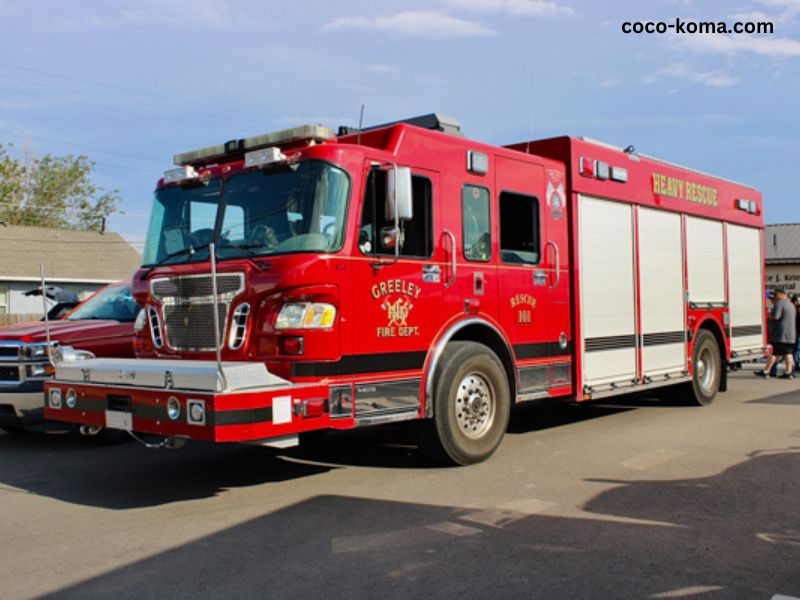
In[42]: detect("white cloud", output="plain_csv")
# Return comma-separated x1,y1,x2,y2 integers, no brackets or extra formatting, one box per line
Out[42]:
729,10,774,22
443,0,574,17
21,0,279,32
682,34,800,57
366,64,399,73
758,0,800,8
650,63,741,87
321,11,496,38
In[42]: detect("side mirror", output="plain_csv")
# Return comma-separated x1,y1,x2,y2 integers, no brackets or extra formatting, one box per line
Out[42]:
386,166,413,222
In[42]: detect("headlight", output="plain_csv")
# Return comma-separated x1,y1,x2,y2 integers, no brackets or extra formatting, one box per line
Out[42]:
133,308,146,332
24,343,50,359
26,363,55,378
275,302,336,330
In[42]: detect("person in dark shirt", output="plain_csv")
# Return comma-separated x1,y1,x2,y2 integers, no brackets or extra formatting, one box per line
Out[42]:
757,289,797,378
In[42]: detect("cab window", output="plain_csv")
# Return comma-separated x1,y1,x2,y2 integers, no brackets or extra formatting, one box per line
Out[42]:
500,191,540,264
462,185,491,262
359,169,433,258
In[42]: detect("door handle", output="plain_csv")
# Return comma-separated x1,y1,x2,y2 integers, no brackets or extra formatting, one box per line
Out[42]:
547,240,560,289
443,229,457,288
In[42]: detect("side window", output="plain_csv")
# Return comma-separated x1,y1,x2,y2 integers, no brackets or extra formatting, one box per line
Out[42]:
359,170,433,258
500,191,540,264
462,185,491,262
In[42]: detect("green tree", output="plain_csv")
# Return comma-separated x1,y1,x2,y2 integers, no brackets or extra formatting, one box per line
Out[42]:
0,143,120,231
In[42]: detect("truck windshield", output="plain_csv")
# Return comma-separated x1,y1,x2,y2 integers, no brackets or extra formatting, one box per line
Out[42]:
141,160,350,266
66,285,141,322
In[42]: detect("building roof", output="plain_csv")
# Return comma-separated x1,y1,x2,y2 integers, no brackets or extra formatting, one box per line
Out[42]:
765,223,800,265
0,224,141,281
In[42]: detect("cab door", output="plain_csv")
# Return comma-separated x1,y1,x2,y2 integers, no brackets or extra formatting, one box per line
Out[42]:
347,164,443,417
495,156,571,397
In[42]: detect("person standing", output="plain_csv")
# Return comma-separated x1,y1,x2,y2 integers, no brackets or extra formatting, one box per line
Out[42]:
793,294,800,373
756,289,797,378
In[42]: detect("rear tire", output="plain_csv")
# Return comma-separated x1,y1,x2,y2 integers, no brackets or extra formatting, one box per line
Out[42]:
669,329,721,406
419,341,510,465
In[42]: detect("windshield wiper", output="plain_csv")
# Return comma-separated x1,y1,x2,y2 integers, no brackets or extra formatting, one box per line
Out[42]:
152,242,212,268
219,242,266,256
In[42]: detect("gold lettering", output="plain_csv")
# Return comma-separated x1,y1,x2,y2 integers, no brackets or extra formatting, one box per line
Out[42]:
371,285,380,299
379,282,387,296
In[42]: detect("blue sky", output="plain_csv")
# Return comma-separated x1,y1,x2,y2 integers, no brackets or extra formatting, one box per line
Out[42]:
0,0,798,251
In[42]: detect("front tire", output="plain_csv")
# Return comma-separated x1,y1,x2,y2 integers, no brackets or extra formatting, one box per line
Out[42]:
419,342,510,465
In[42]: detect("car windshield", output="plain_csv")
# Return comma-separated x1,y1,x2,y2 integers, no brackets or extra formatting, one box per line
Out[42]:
141,160,350,266
66,285,141,322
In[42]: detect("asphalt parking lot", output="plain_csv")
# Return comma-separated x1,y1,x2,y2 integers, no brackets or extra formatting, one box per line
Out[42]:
1,370,798,600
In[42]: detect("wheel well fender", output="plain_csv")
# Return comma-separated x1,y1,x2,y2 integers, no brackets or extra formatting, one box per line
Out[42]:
424,319,516,417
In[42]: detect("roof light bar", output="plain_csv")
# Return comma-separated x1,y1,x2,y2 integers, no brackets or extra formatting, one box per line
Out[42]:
174,125,335,167
242,125,334,151
163,165,198,185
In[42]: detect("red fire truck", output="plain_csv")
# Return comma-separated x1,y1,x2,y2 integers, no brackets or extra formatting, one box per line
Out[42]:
44,114,765,464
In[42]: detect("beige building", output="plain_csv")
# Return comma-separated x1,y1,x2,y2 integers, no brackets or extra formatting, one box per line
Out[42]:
0,224,141,317
765,223,800,296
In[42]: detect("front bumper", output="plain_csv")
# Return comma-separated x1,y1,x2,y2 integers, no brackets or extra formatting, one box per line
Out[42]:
44,358,332,443
0,391,45,424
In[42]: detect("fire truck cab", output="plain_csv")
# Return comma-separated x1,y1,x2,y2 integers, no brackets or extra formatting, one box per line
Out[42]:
45,114,765,464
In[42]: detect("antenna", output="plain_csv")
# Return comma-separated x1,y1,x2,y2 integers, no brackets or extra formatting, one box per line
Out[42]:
357,104,365,145
39,264,54,366
525,123,533,154
209,243,227,392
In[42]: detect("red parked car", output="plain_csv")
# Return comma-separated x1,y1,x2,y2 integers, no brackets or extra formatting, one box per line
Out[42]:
0,282,139,433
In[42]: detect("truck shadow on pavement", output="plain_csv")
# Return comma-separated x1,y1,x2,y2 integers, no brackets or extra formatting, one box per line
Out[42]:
0,432,334,510
0,397,661,510
38,449,800,600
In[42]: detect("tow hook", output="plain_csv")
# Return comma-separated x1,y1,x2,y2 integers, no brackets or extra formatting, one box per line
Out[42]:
126,430,187,450
78,425,103,437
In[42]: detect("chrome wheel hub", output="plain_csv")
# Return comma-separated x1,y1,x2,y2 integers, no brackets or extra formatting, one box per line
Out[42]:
697,347,715,392
455,373,495,439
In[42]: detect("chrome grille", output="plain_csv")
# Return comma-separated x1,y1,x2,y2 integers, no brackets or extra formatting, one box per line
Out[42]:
150,273,245,352
152,274,244,299
0,346,20,359
0,366,20,382
163,303,228,351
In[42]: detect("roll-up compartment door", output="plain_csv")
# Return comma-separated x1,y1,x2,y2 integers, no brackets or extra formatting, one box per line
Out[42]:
727,224,764,353
578,195,636,388
638,208,686,377
686,217,725,305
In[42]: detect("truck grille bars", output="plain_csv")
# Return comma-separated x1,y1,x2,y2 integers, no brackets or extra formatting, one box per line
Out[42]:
150,273,245,352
